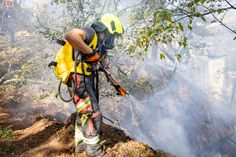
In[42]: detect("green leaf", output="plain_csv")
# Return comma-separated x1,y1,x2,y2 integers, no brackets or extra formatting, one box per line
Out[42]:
200,16,206,22
178,41,182,46
189,18,193,25
147,30,153,36
177,54,181,62
175,26,180,34
200,0,206,4
187,2,194,7
188,25,192,30
162,40,168,45
183,37,188,48
216,10,223,14
160,53,166,60
129,45,136,52
233,36,236,40
195,12,201,17
178,22,184,32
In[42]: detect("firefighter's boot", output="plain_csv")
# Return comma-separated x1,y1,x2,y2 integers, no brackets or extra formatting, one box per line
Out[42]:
86,143,111,157
75,141,85,153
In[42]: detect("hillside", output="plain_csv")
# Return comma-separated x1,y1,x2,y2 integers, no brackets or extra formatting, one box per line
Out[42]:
0,100,172,157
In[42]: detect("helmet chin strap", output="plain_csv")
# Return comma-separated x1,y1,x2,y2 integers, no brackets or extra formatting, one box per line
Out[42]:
96,35,107,52
102,37,114,51
97,30,115,54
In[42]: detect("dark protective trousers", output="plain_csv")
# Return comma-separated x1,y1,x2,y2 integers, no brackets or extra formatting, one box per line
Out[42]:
68,73,103,157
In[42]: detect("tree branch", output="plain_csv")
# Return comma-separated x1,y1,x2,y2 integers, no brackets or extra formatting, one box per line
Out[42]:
200,4,236,34
0,70,22,84
211,12,236,34
220,9,230,21
99,0,108,16
225,0,236,9
36,15,48,30
118,4,140,16
2,78,19,84
82,11,93,26
176,6,232,22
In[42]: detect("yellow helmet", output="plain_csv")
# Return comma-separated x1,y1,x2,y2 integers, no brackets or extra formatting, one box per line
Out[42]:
100,13,124,36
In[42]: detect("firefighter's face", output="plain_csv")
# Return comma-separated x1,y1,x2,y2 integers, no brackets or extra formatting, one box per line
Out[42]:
5,1,13,8
103,31,117,50
98,32,106,40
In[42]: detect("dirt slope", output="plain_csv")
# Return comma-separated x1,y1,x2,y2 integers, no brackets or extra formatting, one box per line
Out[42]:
0,114,172,157
0,94,172,157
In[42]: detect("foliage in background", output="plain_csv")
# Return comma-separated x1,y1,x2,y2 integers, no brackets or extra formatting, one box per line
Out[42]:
127,0,236,60
37,0,121,41
36,0,236,60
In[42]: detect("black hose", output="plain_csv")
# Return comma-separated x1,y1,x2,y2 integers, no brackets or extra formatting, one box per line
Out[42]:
81,60,88,96
58,80,73,102
95,69,99,102
58,49,80,102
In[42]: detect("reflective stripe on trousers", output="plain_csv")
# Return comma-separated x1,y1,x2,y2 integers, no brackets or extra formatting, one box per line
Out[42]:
75,122,99,145
69,74,102,155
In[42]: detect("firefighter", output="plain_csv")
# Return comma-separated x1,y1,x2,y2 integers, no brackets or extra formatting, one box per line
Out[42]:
1,0,15,46
64,13,123,157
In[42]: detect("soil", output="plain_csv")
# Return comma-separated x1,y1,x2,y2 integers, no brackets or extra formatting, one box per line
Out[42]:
0,101,173,157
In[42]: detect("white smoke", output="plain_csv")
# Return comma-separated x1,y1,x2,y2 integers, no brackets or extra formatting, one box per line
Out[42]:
156,118,192,157
101,11,236,157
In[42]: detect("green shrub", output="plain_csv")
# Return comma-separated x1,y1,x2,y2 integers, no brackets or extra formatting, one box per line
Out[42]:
0,127,13,141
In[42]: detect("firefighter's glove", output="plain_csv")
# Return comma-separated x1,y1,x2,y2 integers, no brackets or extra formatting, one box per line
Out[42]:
113,84,127,96
86,50,99,65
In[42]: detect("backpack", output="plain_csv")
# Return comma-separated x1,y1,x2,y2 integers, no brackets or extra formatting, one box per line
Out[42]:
50,27,98,84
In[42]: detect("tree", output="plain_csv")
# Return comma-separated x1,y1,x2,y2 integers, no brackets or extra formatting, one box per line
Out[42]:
127,0,236,60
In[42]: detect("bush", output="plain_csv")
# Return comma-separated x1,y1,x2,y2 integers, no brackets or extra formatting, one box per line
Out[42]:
0,127,13,141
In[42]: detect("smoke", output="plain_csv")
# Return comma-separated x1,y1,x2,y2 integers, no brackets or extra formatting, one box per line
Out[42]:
110,54,236,157
155,118,192,157
101,11,236,157
20,0,50,9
